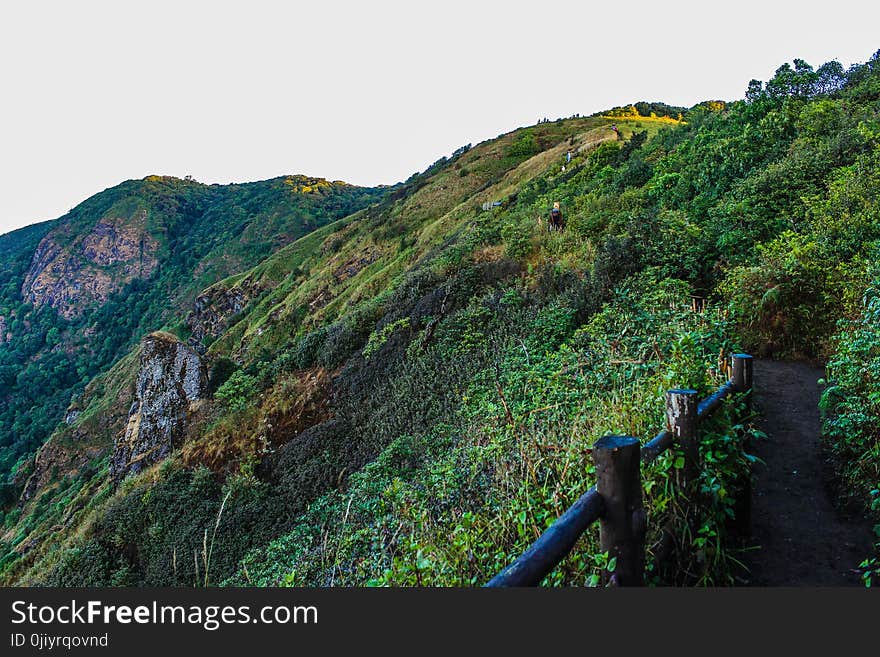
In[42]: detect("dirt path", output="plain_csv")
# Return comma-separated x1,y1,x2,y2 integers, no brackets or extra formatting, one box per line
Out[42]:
742,360,874,586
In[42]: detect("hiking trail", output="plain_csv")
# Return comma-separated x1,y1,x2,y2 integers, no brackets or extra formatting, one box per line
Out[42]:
742,359,874,586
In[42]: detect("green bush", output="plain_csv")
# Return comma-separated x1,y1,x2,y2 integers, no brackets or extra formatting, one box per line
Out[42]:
500,215,535,260
214,370,259,411
505,130,541,159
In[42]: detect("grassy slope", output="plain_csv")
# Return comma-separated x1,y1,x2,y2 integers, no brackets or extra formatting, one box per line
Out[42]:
5,115,646,584
198,119,613,359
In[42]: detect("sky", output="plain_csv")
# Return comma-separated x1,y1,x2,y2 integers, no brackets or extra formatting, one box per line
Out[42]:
1,0,878,235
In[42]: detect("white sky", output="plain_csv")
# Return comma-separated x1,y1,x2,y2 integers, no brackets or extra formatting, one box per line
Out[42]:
1,0,878,235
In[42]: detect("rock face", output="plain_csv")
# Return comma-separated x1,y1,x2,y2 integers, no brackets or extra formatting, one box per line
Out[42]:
187,277,265,346
110,332,207,483
21,213,159,319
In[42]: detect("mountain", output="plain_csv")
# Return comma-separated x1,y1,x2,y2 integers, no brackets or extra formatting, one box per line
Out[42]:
0,175,385,494
2,51,880,587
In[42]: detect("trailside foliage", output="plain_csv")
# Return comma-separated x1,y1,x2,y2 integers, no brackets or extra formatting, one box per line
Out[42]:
821,269,880,585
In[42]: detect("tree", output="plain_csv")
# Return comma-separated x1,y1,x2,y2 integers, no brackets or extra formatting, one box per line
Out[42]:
746,79,764,102
45,327,60,347
815,60,846,95
765,59,819,99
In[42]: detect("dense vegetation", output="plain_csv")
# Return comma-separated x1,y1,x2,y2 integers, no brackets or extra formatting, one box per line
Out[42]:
2,50,879,587
821,268,880,585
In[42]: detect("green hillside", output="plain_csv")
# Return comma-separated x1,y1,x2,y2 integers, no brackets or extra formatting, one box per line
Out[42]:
0,175,385,494
2,51,880,587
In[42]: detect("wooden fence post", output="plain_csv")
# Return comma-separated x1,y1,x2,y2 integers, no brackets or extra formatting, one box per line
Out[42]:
731,353,754,536
593,435,646,586
731,353,754,394
665,389,699,489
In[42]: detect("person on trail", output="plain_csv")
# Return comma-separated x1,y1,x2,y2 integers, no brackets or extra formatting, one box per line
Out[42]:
611,123,620,139
548,202,565,232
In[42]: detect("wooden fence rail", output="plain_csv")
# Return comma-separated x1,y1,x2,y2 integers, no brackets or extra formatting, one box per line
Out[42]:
485,353,754,587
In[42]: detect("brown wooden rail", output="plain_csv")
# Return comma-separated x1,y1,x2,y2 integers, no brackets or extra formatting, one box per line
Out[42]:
485,353,754,587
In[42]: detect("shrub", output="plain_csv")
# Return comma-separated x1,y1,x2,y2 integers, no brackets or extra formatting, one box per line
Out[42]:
500,216,535,260
505,131,540,159
214,370,259,411
208,358,238,394
364,318,410,359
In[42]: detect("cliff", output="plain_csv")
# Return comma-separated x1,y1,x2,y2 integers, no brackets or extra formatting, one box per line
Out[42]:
187,277,267,347
109,332,208,483
21,213,159,319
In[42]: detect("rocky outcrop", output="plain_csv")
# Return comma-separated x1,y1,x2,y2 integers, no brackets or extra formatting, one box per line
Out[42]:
0,315,8,343
21,214,159,319
332,246,380,282
110,332,207,483
186,277,265,346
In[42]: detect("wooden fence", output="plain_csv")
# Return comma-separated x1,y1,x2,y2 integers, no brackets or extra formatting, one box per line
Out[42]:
485,353,754,587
